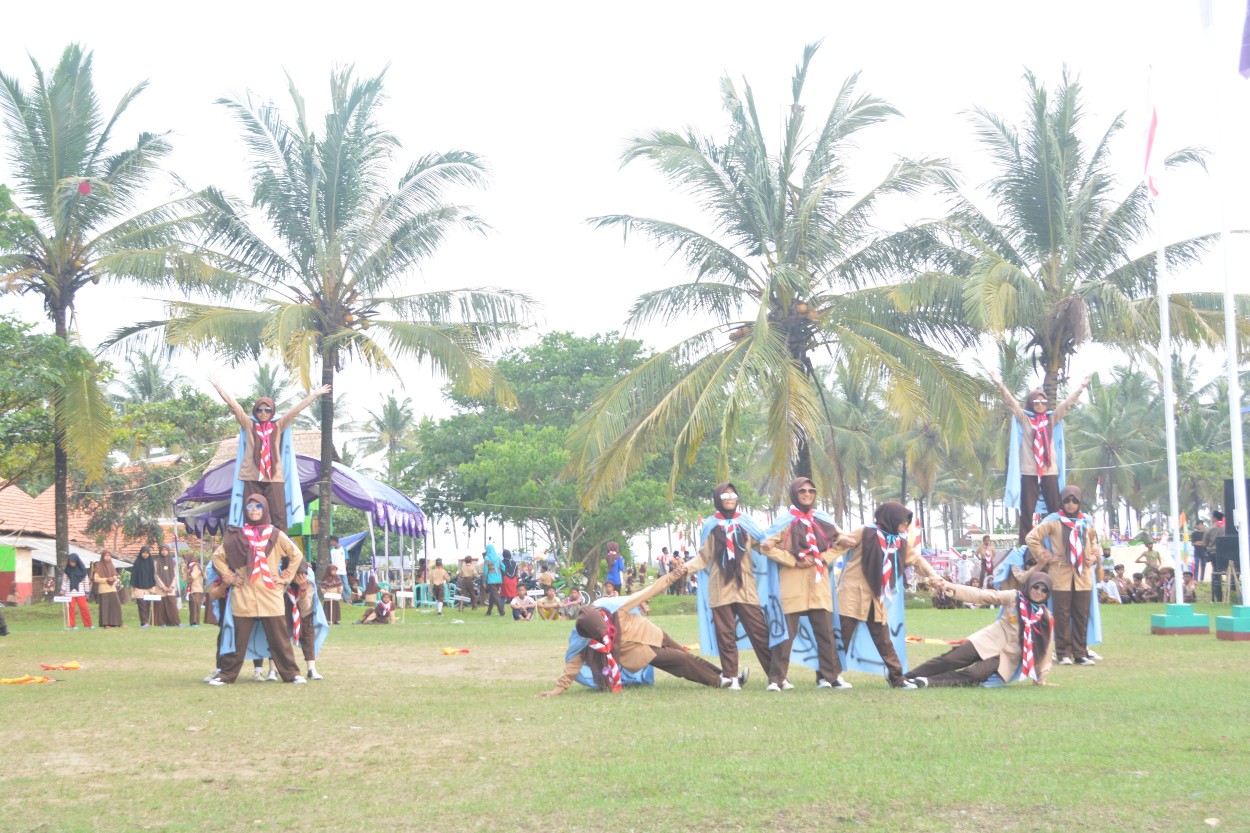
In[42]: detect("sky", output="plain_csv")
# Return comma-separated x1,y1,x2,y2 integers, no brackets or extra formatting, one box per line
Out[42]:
3,1,1249,549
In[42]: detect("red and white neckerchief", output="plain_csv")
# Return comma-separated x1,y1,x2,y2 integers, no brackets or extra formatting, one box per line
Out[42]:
1027,412,1051,473
789,506,827,582
876,528,900,603
254,420,276,479
242,524,276,589
714,511,740,561
287,585,301,643
1056,513,1086,574
1018,593,1048,681
587,607,622,692
983,550,994,579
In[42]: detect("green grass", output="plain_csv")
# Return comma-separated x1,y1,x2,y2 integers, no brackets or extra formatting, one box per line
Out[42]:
1,598,1248,833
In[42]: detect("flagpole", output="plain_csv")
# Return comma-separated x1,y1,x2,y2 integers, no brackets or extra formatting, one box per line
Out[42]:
1154,199,1184,604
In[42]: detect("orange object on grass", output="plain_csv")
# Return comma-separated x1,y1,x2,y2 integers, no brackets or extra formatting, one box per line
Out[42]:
40,661,81,671
440,647,470,655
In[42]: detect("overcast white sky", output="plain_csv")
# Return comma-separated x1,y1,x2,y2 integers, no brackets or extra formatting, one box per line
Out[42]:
3,0,1248,429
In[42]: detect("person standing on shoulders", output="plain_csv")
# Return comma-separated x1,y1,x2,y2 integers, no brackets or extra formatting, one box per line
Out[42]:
992,373,1091,544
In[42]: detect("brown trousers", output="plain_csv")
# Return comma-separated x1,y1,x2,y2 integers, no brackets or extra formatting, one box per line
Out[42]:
649,634,723,687
217,616,300,683
1018,474,1061,544
771,609,841,685
711,602,773,678
134,595,153,626
204,595,219,625
323,599,341,624
188,592,203,626
458,576,478,608
244,480,289,527
841,606,905,686
1051,587,1091,661
907,641,999,686
485,585,505,616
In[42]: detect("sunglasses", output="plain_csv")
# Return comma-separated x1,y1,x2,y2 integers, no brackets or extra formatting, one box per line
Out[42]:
719,492,737,500
796,487,817,495
255,406,273,413
1062,497,1080,505
1029,583,1051,594
245,502,265,511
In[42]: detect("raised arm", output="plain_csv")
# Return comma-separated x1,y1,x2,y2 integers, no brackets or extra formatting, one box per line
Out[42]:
209,377,253,429
990,372,1028,426
279,384,331,427
1052,375,1091,424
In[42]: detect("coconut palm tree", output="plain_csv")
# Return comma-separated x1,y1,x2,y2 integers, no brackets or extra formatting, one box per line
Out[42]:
569,44,982,512
909,69,1249,404
357,394,416,481
154,67,530,562
0,45,201,571
113,352,183,405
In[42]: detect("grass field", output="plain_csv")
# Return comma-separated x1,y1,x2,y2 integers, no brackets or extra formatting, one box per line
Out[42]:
1,597,1248,833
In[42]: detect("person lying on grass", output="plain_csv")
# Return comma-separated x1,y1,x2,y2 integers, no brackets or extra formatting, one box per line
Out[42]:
538,563,740,696
905,571,1056,688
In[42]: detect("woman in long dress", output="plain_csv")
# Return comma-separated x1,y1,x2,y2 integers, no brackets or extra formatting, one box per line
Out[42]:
94,550,124,628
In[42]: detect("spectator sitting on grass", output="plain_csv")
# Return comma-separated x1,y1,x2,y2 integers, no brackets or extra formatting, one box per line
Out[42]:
1140,573,1161,603
602,581,619,598
537,587,562,621
1182,571,1197,603
511,591,536,621
358,591,393,624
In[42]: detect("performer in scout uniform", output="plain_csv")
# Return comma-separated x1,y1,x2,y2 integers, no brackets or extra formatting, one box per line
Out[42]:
837,501,940,689
152,544,181,627
428,558,451,615
759,477,855,691
1026,484,1101,666
539,562,734,696
992,373,1090,544
319,563,344,624
208,494,306,685
210,378,329,526
688,482,774,689
906,572,1056,687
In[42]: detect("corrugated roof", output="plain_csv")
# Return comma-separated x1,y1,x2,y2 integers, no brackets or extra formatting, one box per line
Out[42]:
205,430,329,470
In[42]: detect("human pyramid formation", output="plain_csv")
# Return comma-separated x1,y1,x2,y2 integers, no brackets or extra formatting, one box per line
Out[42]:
542,374,1107,695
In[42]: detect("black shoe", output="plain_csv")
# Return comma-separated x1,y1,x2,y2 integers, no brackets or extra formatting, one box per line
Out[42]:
0,627,9,637
738,667,749,688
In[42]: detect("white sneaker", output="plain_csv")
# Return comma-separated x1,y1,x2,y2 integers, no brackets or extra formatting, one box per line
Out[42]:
912,676,929,688
1075,656,1096,666
251,668,266,682
207,678,225,686
202,671,220,683
780,679,794,691
1059,657,1074,666
765,682,781,692
308,669,324,681
1086,650,1103,661
738,668,750,688
831,675,853,690
898,679,919,690
728,678,741,691
719,675,735,689
291,675,307,684
266,669,278,682
817,678,833,689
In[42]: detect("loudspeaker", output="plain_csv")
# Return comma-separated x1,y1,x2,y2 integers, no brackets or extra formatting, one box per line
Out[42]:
1222,479,1250,532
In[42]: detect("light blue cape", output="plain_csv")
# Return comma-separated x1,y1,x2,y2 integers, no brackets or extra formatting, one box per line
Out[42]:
1004,418,1066,514
228,423,305,528
566,596,655,689
692,513,787,657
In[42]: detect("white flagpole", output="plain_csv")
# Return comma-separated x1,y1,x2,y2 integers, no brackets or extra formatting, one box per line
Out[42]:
1146,67,1184,604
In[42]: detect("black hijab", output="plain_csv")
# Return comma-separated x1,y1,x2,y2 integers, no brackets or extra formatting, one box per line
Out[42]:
502,550,518,579
862,501,912,599
130,546,156,589
65,553,88,591
711,481,748,587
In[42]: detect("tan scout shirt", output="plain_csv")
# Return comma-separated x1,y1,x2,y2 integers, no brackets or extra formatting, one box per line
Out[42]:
212,531,303,618
1025,517,1100,591
686,529,763,607
943,584,1054,684
552,571,681,693
225,389,321,483
837,528,938,622
759,526,844,614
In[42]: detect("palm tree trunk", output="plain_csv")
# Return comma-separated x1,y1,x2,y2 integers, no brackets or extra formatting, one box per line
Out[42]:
317,345,337,566
52,301,70,577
